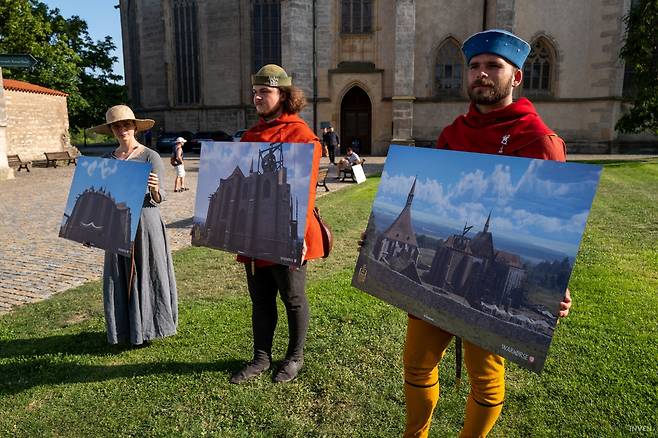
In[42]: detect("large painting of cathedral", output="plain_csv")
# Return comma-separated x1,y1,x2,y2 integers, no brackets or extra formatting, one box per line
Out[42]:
192,142,314,266
59,157,152,256
353,145,602,373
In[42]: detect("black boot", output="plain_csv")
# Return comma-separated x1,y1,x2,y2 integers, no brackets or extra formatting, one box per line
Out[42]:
229,356,271,384
272,358,304,383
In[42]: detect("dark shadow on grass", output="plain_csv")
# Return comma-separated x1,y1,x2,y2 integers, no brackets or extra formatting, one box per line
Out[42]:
0,332,128,358
0,332,247,395
0,358,245,395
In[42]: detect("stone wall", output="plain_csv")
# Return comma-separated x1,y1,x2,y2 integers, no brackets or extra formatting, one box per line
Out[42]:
0,69,13,180
4,90,69,161
281,0,315,126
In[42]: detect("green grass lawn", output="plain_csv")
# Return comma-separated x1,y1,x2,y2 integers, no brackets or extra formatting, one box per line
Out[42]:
1,160,657,437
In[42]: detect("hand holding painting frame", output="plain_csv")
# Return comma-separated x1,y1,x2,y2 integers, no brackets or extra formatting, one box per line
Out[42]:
352,145,602,373
59,156,152,257
191,141,315,267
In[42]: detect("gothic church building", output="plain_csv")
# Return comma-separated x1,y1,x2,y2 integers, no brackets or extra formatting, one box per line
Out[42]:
119,0,652,155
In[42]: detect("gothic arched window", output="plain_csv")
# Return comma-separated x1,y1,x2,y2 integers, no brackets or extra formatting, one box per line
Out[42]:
173,0,200,104
252,0,281,73
435,39,464,97
341,0,372,34
623,0,643,97
523,38,556,96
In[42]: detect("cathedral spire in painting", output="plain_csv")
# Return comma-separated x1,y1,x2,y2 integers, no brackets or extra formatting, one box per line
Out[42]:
373,177,420,281
381,176,418,247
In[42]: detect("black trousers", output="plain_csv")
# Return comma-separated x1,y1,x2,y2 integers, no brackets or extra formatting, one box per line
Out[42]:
328,144,336,164
244,263,309,362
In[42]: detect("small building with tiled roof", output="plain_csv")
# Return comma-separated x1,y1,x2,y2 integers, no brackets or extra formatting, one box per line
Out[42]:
2,79,69,97
1,77,71,163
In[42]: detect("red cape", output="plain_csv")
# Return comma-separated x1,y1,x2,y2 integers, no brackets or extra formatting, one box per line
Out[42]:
437,98,558,156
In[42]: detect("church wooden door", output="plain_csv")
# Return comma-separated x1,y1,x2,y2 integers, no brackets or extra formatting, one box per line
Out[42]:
340,86,372,155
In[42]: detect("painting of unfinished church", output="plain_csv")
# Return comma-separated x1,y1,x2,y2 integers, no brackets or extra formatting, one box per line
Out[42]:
192,142,314,266
59,157,152,256
353,145,601,373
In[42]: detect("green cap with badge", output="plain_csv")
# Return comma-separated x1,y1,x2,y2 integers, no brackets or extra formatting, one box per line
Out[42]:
251,64,292,87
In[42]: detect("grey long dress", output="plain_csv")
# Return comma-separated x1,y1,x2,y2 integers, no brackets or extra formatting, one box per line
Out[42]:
102,147,178,345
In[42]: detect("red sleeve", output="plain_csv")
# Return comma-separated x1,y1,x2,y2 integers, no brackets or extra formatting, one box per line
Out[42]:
514,135,567,162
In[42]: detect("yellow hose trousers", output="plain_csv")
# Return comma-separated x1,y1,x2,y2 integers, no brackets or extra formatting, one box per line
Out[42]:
403,316,505,438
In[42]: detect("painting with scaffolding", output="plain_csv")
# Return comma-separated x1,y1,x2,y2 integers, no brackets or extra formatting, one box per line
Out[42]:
352,145,602,373
59,156,152,256
192,142,315,267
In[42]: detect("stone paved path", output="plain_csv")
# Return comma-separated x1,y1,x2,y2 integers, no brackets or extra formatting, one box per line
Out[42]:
0,154,384,314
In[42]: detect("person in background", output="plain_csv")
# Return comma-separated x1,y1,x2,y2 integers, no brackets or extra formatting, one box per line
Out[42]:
322,126,340,164
336,146,361,176
230,64,324,384
172,136,188,192
89,105,178,346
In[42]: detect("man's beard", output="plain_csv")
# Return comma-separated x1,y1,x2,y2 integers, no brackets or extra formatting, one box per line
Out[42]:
467,75,514,105
256,105,282,120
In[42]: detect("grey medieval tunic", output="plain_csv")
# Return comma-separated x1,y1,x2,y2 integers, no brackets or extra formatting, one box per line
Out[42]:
102,147,178,345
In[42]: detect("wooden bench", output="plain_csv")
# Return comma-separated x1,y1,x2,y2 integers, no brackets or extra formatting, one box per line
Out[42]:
316,167,330,192
339,158,366,182
7,154,31,172
44,151,77,167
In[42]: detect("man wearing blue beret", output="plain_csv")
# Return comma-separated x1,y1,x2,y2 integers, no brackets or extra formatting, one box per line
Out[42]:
402,29,572,437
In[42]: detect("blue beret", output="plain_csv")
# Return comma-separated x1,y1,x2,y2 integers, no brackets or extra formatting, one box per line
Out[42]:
462,29,530,69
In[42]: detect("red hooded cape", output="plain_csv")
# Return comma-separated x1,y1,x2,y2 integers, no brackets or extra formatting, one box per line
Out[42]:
437,98,566,161
238,112,323,267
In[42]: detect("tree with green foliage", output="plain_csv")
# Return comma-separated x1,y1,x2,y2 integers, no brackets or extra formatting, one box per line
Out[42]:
0,0,126,131
616,0,658,135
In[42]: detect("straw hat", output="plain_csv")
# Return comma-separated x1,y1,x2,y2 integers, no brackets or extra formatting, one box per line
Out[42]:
88,105,155,135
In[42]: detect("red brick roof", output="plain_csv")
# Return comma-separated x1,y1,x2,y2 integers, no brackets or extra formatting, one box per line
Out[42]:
2,78,68,97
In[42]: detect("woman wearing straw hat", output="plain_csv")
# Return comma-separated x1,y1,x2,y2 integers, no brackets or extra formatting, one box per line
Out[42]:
89,104,178,346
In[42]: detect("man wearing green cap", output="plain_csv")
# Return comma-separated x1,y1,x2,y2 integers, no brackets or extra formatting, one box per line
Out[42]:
230,64,325,384
402,30,572,437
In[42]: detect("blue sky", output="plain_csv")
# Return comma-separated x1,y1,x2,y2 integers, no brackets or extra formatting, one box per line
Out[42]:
42,0,124,82
62,157,152,239
194,142,315,241
374,145,602,257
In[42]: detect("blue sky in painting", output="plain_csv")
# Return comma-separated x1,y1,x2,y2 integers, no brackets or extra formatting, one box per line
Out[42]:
374,145,602,257
61,157,152,239
194,142,315,240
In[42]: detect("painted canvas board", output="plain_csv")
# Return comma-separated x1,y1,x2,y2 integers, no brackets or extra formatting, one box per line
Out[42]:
352,164,367,184
192,141,315,266
59,156,152,256
352,145,602,373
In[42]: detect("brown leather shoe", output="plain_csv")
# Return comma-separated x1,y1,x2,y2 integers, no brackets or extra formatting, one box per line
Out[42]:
229,359,270,384
272,359,304,383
